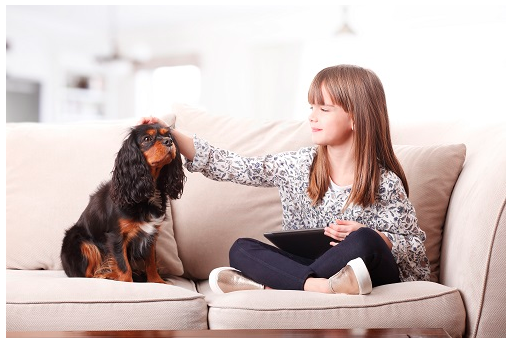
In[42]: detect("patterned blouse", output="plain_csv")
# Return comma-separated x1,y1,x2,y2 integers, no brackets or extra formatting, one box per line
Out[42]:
185,135,430,282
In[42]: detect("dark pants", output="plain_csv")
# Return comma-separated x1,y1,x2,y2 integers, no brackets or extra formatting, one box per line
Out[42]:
229,227,400,290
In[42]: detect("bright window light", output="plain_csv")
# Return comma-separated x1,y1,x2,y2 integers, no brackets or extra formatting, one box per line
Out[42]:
135,65,201,117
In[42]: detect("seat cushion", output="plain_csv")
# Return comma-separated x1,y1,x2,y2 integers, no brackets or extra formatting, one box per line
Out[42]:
6,270,207,331
197,280,465,337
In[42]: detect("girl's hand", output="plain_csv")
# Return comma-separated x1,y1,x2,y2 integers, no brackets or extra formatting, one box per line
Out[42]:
137,116,170,126
325,219,365,246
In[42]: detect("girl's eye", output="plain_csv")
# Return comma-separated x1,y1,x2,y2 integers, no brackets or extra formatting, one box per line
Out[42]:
310,106,326,111
309,105,329,112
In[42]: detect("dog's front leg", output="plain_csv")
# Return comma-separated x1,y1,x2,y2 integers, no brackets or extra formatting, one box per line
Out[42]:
94,257,132,282
96,238,133,282
114,241,133,282
145,243,166,284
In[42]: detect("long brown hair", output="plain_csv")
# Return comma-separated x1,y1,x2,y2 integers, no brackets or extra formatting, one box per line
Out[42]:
307,65,408,208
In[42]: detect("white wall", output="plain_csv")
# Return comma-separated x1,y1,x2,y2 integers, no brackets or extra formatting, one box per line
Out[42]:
7,8,107,122
295,5,509,125
6,5,509,124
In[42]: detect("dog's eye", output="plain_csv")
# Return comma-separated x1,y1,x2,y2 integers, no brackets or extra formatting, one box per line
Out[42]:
143,136,152,143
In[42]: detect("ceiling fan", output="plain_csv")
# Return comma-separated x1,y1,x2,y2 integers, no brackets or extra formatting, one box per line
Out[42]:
96,6,147,70
335,6,356,36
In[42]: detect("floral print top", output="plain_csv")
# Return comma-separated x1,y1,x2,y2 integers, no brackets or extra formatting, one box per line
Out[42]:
185,135,430,282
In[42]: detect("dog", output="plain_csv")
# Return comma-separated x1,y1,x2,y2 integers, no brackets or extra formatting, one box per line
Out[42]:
60,123,185,283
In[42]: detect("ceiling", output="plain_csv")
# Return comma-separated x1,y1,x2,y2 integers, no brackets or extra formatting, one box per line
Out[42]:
9,5,505,37
7,5,299,34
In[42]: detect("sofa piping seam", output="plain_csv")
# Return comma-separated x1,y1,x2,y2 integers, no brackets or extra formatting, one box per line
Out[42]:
7,296,206,305
472,199,506,338
207,287,461,311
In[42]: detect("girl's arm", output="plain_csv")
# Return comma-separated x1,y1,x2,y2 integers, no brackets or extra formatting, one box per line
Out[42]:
138,116,296,188
188,136,283,187
372,175,430,281
170,128,195,161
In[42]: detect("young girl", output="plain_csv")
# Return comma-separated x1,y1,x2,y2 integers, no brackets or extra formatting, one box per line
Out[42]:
141,64,430,295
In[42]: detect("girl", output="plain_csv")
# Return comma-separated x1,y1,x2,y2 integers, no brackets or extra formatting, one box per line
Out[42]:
141,64,430,295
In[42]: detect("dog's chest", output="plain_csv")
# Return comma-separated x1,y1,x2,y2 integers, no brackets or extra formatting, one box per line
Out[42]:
119,214,165,240
124,214,166,260
139,214,165,235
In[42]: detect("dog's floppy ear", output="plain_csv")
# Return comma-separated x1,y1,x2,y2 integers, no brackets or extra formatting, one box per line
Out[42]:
110,129,154,207
158,132,186,200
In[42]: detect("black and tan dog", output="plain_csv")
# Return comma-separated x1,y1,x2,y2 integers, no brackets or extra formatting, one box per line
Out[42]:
61,123,185,283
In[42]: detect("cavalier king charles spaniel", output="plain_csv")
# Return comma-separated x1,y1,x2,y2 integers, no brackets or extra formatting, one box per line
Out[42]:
61,123,185,283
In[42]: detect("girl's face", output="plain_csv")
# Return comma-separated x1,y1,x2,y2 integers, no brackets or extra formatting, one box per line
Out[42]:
308,87,353,147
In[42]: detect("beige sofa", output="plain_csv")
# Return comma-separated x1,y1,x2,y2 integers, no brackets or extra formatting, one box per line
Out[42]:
6,104,506,337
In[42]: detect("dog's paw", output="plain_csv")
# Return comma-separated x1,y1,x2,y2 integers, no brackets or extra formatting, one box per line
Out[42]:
147,275,170,284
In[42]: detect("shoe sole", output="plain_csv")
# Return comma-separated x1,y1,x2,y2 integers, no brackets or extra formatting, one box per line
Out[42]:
348,257,372,294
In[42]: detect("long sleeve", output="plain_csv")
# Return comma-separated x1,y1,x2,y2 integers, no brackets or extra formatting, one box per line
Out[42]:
363,173,430,281
185,135,296,188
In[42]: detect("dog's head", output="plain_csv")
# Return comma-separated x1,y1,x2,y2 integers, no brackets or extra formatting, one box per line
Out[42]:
110,123,185,208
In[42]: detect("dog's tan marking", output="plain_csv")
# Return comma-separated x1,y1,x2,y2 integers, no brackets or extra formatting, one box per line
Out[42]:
94,257,132,282
80,242,102,278
146,243,165,283
119,218,143,242
144,142,175,179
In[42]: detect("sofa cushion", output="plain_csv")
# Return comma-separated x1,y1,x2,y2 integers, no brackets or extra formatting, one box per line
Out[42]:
171,105,466,282
6,117,183,277
197,280,465,337
393,144,466,282
6,270,207,331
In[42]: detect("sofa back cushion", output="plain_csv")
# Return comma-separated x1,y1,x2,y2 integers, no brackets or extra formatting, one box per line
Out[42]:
171,105,465,281
393,144,465,282
6,119,183,277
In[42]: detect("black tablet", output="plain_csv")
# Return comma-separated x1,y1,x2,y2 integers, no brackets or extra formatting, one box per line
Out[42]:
263,228,335,259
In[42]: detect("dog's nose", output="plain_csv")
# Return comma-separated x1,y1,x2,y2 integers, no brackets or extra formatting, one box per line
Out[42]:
162,137,173,147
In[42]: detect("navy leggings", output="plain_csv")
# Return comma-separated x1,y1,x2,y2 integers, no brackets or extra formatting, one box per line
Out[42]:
229,227,400,290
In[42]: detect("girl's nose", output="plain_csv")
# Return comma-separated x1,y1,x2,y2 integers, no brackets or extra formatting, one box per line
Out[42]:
309,108,318,122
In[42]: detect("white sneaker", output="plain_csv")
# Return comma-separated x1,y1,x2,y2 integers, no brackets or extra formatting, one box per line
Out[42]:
209,267,264,294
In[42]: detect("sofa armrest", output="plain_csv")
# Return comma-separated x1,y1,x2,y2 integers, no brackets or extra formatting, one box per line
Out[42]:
391,120,505,338
440,127,506,338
